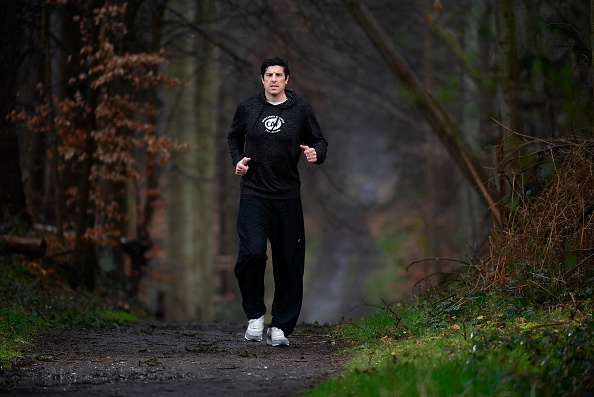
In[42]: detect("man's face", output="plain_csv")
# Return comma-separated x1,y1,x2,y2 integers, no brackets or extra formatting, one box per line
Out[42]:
261,65,289,98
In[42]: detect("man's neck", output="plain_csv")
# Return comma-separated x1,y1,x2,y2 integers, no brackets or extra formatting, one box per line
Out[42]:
265,91,287,103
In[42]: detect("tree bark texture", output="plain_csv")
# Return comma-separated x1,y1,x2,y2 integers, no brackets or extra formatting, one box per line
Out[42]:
165,0,219,321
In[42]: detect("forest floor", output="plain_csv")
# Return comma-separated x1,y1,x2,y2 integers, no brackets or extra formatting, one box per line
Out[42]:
0,321,346,397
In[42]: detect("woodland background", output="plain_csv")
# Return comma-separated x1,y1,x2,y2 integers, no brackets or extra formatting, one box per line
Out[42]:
1,0,592,323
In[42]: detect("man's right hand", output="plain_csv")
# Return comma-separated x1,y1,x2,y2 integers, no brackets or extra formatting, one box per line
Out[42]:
235,157,251,176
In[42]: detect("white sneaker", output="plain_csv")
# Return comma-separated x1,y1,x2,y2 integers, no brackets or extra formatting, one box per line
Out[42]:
244,315,264,341
266,327,289,346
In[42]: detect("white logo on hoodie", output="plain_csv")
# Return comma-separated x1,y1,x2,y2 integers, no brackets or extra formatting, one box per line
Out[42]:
262,115,284,133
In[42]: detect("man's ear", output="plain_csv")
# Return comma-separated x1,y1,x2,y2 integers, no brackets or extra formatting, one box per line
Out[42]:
285,75,290,84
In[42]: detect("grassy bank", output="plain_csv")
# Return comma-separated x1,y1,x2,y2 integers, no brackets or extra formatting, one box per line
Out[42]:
306,291,594,397
305,136,594,396
0,259,136,368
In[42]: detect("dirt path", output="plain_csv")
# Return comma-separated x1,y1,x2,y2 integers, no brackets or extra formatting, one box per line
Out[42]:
0,321,346,397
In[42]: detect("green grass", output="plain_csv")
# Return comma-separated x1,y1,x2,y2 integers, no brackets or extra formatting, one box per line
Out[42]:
305,292,594,397
100,310,137,323
0,259,137,368
0,309,45,364
310,358,524,396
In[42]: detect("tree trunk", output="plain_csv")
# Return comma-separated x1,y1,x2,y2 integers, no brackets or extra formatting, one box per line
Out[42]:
0,0,28,222
460,1,488,246
423,1,438,263
497,0,524,153
496,0,526,211
341,0,501,227
499,0,523,135
42,2,65,246
119,0,168,300
165,0,220,321
0,235,46,257
74,0,102,291
215,83,239,300
21,2,48,226
56,2,84,234
139,0,167,245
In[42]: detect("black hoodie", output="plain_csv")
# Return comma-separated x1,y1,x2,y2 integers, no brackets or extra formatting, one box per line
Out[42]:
227,89,328,199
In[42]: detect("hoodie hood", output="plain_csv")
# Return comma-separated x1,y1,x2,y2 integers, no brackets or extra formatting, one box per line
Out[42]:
257,87,301,109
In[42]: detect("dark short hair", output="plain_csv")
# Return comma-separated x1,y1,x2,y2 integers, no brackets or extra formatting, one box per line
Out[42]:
260,56,290,77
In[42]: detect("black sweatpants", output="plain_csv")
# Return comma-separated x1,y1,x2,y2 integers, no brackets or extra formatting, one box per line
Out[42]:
234,194,305,336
